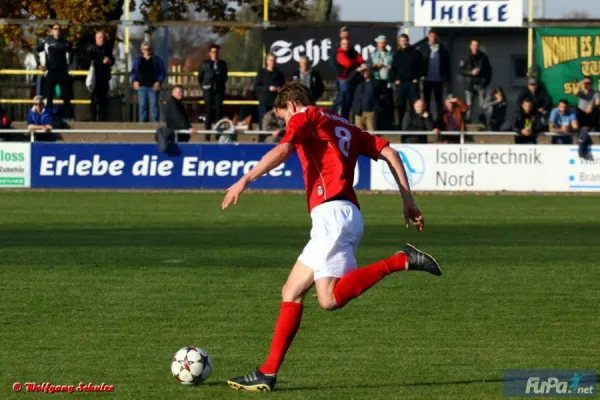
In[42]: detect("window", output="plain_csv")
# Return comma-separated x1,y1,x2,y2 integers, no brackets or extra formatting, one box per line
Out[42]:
511,55,528,86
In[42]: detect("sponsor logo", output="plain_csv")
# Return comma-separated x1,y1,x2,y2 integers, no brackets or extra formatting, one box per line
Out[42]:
383,146,425,188
415,0,523,27
504,369,597,397
270,39,391,69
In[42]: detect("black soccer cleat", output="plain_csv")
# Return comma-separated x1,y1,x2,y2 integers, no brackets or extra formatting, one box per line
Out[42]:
398,243,442,276
227,369,276,392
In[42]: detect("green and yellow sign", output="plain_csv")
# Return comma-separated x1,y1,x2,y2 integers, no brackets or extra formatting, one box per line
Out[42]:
536,28,600,104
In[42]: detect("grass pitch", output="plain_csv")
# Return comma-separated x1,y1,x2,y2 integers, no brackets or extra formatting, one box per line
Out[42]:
0,192,598,399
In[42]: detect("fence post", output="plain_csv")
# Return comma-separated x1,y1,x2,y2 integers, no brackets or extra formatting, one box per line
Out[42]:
460,132,464,145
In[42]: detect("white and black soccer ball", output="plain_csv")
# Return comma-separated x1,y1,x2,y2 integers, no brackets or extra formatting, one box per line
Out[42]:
171,346,212,385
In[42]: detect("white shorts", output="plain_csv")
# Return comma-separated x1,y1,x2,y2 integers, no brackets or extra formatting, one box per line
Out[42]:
298,200,364,280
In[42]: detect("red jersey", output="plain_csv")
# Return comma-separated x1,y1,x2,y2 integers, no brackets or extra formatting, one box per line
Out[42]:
279,107,389,213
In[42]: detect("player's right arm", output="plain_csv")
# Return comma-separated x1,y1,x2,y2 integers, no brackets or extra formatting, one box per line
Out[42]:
357,129,424,231
378,146,424,232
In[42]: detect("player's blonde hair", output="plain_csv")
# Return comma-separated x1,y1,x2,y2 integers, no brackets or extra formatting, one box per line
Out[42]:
273,82,314,109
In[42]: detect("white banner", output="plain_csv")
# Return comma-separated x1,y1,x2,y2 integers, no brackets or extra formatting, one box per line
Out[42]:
0,143,30,188
414,0,524,27
371,145,600,192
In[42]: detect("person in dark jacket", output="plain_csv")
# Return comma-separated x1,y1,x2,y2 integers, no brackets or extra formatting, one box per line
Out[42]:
517,78,552,126
421,30,450,117
254,53,285,142
131,41,166,123
166,85,197,143
87,30,115,121
351,67,381,131
36,23,74,120
391,34,423,126
513,98,542,144
291,56,324,102
335,38,366,120
198,44,228,141
402,99,432,144
482,87,511,131
459,40,492,123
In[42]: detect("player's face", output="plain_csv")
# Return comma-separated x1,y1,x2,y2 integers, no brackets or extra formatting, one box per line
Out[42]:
274,102,298,123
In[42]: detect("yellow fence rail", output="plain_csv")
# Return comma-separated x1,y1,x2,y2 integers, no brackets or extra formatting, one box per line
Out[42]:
0,69,257,78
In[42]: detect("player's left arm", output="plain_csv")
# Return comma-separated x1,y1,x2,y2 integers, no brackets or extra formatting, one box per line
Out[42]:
221,143,295,210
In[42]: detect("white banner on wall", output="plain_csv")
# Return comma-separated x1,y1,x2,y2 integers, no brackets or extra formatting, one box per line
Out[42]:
371,145,600,192
0,143,30,188
414,0,524,27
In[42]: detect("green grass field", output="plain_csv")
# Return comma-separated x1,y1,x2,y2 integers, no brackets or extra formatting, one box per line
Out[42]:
0,192,598,399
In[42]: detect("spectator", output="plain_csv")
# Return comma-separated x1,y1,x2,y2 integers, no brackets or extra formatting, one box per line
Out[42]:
517,78,552,125
0,105,10,141
131,41,165,123
254,53,285,142
421,30,450,117
433,95,469,144
459,40,492,123
391,34,423,127
291,55,324,101
401,99,433,144
574,76,600,131
482,87,511,131
368,34,394,130
262,110,286,143
87,30,115,122
232,88,257,132
26,96,56,142
198,44,228,141
335,37,366,120
351,67,380,131
36,23,74,120
512,98,542,144
549,99,579,144
166,85,196,143
330,27,350,112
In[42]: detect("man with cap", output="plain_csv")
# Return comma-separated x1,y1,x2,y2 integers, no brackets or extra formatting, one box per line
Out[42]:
420,30,450,118
517,78,552,126
368,35,394,129
574,76,600,131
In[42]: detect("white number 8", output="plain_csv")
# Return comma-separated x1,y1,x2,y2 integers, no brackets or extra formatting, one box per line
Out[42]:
334,126,352,157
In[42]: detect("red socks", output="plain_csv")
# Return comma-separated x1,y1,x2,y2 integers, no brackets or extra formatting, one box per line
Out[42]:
333,252,408,308
258,302,303,375
258,253,408,374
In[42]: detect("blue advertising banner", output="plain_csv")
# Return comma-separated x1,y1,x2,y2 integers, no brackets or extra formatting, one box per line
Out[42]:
31,144,371,190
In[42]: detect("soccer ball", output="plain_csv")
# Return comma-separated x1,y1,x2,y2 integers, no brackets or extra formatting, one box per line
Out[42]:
171,346,212,385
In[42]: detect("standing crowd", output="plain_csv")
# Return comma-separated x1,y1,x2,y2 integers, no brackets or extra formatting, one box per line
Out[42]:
10,23,599,146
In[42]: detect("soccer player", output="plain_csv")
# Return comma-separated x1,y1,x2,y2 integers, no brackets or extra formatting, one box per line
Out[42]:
222,82,441,392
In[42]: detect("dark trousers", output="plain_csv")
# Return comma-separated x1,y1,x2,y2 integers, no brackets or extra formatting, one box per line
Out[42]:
90,79,109,121
335,79,355,120
488,118,512,132
203,89,224,141
423,80,444,116
395,81,419,127
515,135,537,144
576,108,599,131
45,70,73,119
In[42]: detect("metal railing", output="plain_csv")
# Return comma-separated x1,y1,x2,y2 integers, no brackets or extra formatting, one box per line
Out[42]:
1,129,597,144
